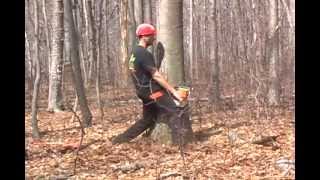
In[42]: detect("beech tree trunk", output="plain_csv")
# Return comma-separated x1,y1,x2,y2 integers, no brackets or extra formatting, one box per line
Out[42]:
158,0,185,85
47,0,64,112
150,0,193,145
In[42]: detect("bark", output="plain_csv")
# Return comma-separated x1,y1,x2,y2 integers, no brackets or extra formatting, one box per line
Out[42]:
25,32,33,94
158,0,185,85
119,0,129,87
134,0,143,25
150,106,193,145
87,0,98,87
25,0,33,89
81,0,89,85
143,0,152,23
151,0,193,145
208,0,221,104
128,0,136,55
189,0,193,80
47,0,65,112
41,0,51,74
31,0,41,139
96,0,105,120
63,3,71,64
267,0,280,106
290,0,295,96
65,0,93,127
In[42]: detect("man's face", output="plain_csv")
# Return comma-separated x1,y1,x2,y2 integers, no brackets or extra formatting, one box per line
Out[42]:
144,35,156,46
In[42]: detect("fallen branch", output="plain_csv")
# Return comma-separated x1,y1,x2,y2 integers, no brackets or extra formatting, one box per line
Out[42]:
67,106,85,175
70,95,78,122
111,162,144,173
58,139,104,154
159,172,182,180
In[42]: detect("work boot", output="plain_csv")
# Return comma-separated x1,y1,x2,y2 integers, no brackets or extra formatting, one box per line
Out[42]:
111,134,130,145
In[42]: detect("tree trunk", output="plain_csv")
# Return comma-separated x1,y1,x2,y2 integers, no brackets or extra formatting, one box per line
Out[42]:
65,0,92,127
41,0,51,76
267,0,280,106
119,0,129,87
158,0,185,85
47,0,64,112
134,0,143,25
25,32,32,97
208,0,221,104
96,0,105,120
143,0,152,23
87,0,98,87
31,0,41,139
63,3,71,64
80,0,90,86
189,0,193,81
128,0,136,55
151,0,193,145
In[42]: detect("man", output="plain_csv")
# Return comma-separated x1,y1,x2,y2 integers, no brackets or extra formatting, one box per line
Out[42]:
112,23,183,144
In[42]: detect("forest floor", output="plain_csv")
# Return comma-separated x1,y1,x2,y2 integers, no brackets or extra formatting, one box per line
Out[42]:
25,88,295,180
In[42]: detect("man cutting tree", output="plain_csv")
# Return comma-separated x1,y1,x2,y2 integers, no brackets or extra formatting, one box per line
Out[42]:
112,23,185,144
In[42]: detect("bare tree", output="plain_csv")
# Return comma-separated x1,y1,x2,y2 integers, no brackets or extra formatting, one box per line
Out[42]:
208,0,221,104
47,0,64,112
119,0,129,87
65,0,92,127
87,0,98,87
30,0,41,138
96,0,105,119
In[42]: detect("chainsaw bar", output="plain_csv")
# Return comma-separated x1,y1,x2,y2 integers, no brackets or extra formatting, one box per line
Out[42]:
155,41,165,69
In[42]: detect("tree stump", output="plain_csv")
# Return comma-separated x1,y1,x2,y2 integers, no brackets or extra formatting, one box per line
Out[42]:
149,104,193,145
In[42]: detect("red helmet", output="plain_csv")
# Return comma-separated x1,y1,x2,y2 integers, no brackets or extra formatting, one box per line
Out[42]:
136,23,156,37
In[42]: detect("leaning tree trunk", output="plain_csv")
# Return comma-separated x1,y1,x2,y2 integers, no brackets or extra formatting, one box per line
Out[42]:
150,0,193,145
267,0,280,106
30,0,41,139
47,0,65,112
65,0,92,127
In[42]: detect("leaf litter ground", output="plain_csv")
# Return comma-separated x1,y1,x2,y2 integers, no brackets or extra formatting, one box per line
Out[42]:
25,92,294,179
